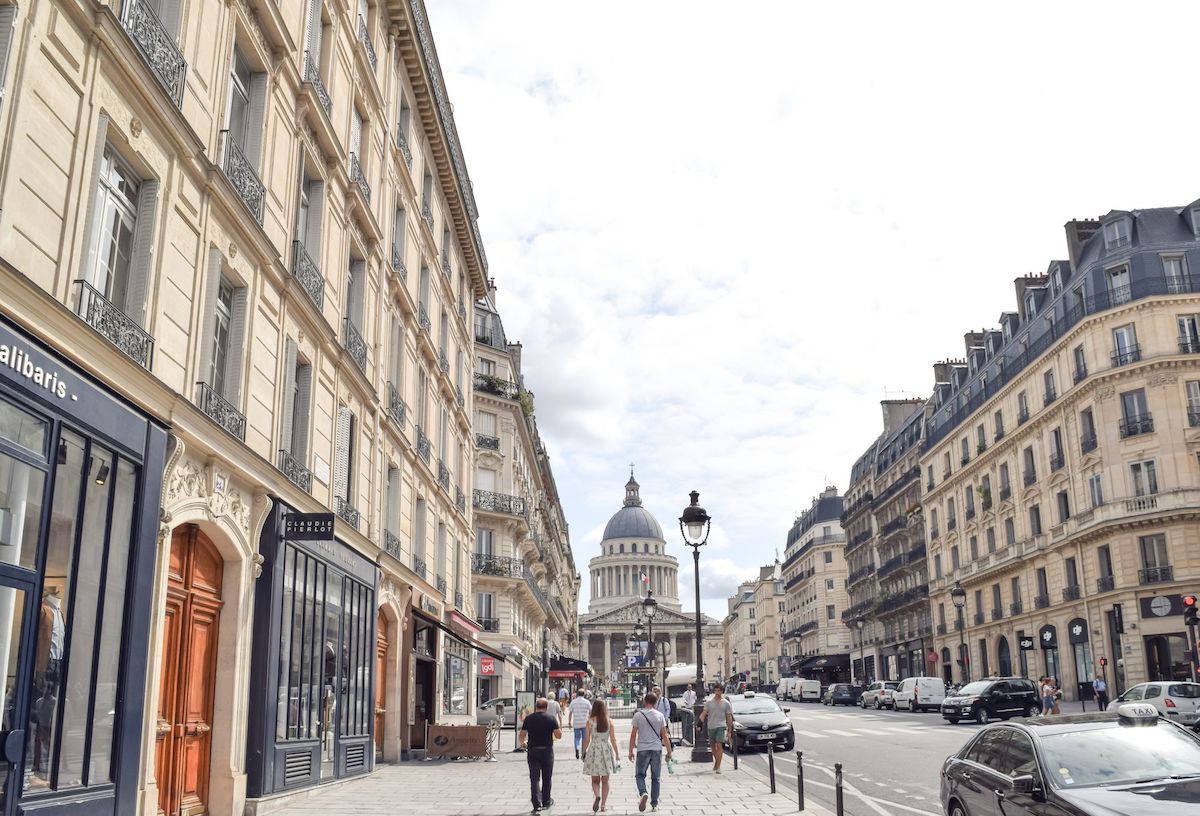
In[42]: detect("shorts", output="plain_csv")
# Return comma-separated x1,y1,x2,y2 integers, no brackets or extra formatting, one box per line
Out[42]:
709,726,726,744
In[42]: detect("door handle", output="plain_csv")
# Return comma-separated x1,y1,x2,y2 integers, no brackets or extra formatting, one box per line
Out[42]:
961,772,973,781
1,730,23,764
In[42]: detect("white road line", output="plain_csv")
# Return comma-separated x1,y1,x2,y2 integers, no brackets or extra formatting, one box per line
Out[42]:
823,729,866,737
801,767,941,816
793,730,828,739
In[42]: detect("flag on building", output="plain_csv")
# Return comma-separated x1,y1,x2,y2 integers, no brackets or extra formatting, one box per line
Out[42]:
640,571,649,585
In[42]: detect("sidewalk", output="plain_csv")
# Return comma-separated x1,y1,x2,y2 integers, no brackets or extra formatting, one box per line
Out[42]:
274,719,830,815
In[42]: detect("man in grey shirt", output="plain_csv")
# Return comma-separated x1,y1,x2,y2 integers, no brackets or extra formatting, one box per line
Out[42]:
698,683,734,773
628,692,672,812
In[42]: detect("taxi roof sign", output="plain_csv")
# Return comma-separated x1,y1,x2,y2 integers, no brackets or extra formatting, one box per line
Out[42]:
1115,703,1160,725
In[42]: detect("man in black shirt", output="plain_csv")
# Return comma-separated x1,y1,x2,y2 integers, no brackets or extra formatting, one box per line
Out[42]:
519,697,562,813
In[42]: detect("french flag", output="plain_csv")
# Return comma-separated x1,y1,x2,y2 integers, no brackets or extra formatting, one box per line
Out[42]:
640,572,650,585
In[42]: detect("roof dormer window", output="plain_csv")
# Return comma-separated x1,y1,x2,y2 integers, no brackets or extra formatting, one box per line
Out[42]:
1103,219,1130,250
1024,292,1037,320
1190,208,1200,240
1050,267,1063,295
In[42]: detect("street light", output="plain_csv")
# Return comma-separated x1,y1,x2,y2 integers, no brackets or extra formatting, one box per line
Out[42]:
679,490,712,762
642,588,659,673
950,580,968,683
855,618,865,685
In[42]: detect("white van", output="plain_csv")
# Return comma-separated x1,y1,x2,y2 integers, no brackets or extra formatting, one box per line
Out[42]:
798,679,822,702
778,677,800,701
893,677,945,712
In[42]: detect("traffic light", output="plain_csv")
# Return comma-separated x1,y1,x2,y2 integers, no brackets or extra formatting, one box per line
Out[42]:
1099,657,1108,668
1184,595,1199,627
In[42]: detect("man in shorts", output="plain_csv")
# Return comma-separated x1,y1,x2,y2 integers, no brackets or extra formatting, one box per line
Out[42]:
698,683,734,773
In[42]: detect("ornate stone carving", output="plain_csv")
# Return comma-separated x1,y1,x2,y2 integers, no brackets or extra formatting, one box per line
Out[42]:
1093,384,1116,402
167,457,207,503
1149,373,1178,388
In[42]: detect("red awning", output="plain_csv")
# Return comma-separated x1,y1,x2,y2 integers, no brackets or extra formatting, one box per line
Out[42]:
548,670,587,679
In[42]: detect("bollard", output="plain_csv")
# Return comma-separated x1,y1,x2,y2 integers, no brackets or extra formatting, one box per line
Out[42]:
834,762,844,816
767,744,776,793
796,751,804,811
732,732,739,770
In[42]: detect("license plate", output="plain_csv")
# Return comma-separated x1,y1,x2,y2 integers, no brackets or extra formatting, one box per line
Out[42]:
754,734,775,741
943,707,958,714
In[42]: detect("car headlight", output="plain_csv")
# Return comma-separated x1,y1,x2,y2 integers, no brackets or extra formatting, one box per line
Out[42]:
733,722,745,731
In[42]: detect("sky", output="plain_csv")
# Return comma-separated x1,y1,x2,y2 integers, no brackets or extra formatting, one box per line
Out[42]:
424,0,1200,620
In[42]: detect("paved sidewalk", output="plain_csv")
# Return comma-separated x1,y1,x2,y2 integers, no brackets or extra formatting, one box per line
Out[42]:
274,719,829,815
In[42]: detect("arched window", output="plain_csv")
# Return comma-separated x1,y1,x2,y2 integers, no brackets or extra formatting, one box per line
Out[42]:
619,543,624,553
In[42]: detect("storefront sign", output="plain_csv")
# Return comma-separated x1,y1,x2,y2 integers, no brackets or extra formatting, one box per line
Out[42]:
1039,625,1058,650
1141,595,1181,618
1019,636,1035,651
426,724,487,758
0,336,71,400
480,657,496,675
283,513,335,540
1068,618,1089,645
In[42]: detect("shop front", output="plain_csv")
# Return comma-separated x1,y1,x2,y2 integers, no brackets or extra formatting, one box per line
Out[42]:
245,500,378,804
0,315,166,815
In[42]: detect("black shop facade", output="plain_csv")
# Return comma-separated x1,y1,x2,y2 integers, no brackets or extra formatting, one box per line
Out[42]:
0,314,167,815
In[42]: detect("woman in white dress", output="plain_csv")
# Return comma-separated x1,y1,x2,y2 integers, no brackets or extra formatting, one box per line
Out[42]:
581,698,619,813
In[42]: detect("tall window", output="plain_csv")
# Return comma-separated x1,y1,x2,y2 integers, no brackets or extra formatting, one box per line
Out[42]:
1023,446,1036,483
1164,255,1189,292
1073,345,1087,380
1129,460,1158,497
999,463,1010,492
1036,567,1049,599
1104,220,1130,249
0,6,17,113
1043,369,1057,403
1179,314,1200,352
1120,389,1150,436
198,254,248,406
333,406,357,505
1138,534,1169,571
993,410,1004,439
1056,490,1070,523
1107,263,1131,303
475,528,493,556
346,258,365,329
964,486,975,518
1096,545,1113,581
1112,324,1139,365
210,278,234,395
279,340,313,464
1010,576,1021,608
1029,504,1042,536
296,172,324,267
1017,390,1029,419
1004,517,1016,546
414,497,427,560
1088,473,1104,508
1064,557,1079,589
227,47,253,150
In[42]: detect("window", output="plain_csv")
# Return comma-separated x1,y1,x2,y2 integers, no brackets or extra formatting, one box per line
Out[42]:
1107,263,1131,304
1138,534,1169,570
1080,408,1097,452
422,170,434,223
946,498,957,527
1036,567,1049,599
749,624,756,636
1088,473,1104,508
1164,255,1189,293
964,487,975,518
748,608,756,619
992,584,1002,612
1065,557,1079,589
1043,369,1057,404
969,536,978,561
1112,324,1139,366
824,551,832,563
1017,391,1029,421
1104,219,1129,249
1130,459,1158,497
1029,504,1042,536
1010,576,1021,607
1120,389,1151,437
280,340,313,464
333,406,357,506
1073,345,1087,382
1097,545,1113,580
1179,314,1200,353
825,579,834,590
1056,490,1070,523
994,410,1004,440
477,357,496,377
930,507,939,536
385,466,400,534
1049,427,1063,469
295,172,324,281
961,437,970,464
392,202,406,267
999,463,1010,492
0,5,17,112
1023,446,1036,484
443,638,469,715
943,451,951,477
1004,517,1016,546
985,527,996,553
934,554,943,579
951,546,960,570
826,605,835,620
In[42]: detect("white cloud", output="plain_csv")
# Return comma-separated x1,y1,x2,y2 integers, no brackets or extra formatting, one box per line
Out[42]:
427,0,1200,614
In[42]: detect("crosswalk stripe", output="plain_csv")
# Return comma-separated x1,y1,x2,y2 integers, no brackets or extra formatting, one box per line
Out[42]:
794,730,828,739
823,729,865,737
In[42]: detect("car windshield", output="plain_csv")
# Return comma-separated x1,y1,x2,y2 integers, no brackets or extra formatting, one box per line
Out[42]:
957,682,992,696
1168,684,1200,699
1039,724,1200,788
732,699,782,715
884,682,899,690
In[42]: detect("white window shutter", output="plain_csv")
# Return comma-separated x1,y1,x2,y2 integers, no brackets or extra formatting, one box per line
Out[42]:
348,259,365,325
279,339,298,453
293,363,312,459
246,72,268,166
125,179,159,328
196,249,223,386
332,405,351,500
306,0,322,60
81,115,111,287
305,180,324,257
222,285,249,403
0,6,18,112
350,108,361,158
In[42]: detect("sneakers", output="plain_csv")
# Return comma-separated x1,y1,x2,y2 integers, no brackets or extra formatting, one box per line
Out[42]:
651,807,659,813
639,793,649,812
576,748,580,759
543,799,554,810
714,767,722,774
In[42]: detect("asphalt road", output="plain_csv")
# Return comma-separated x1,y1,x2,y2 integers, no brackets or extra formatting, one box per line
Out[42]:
735,699,984,816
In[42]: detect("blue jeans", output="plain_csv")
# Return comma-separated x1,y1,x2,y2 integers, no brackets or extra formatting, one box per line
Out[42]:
574,727,587,752
635,750,662,805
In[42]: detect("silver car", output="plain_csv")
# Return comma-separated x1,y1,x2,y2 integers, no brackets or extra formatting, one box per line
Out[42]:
476,696,516,726
1108,681,1200,727
859,681,899,710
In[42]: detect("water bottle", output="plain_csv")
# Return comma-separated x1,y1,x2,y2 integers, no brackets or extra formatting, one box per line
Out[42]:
667,757,676,775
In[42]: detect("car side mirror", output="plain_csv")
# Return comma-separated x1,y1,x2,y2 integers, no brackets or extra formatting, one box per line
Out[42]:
1010,775,1037,795
783,708,791,713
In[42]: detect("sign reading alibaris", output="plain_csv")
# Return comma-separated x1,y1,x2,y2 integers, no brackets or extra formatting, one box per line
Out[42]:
0,341,71,400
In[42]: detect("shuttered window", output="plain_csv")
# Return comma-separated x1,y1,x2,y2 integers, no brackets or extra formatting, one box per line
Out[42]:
333,406,355,501
197,255,248,403
0,5,18,112
414,498,426,559
296,173,324,258
385,467,400,533
346,258,365,328
279,341,312,459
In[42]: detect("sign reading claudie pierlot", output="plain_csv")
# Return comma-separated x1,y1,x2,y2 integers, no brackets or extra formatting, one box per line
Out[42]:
284,512,335,540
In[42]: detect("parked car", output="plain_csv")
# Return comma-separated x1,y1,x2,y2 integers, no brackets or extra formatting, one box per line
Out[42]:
893,676,946,712
941,703,1200,816
797,679,822,702
777,677,800,701
724,692,794,752
1107,680,1200,728
823,683,863,706
860,680,900,710
941,677,1039,724
476,696,516,726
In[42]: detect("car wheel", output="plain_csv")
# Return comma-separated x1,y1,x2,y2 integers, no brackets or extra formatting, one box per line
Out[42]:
948,799,968,816
874,698,882,710
1025,704,1039,718
974,707,990,725
946,717,960,724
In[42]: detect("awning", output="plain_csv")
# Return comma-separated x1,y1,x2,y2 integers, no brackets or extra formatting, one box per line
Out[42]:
549,656,590,674
413,608,506,664
797,653,850,671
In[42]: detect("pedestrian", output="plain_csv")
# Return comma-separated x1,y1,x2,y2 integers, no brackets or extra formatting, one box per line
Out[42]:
1039,676,1055,716
698,682,734,774
519,697,562,814
545,692,562,725
582,697,620,813
652,685,671,727
1050,676,1062,715
568,688,592,759
1093,675,1109,710
681,684,697,742
628,692,672,813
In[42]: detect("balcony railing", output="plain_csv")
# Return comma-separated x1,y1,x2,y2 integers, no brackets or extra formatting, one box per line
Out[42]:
356,15,377,71
947,518,957,531
454,591,465,610
799,621,819,635
1073,365,1088,384
1111,344,1141,367
1062,585,1082,601
303,51,332,115
994,427,1005,442
1009,601,1023,615
1119,414,1154,438
1080,432,1098,453
471,552,524,579
877,554,905,579
383,530,401,559
123,0,187,106
476,433,500,450
334,495,360,529
441,255,452,278
390,243,407,283
418,302,432,333
396,130,413,168
456,385,465,409
1179,335,1200,354
74,281,154,368
1023,471,1037,487
1189,405,1200,428
220,131,265,224
875,584,928,616
422,203,434,230
1049,452,1064,471
1033,593,1050,609
478,617,500,632
524,571,550,614
343,318,368,373
413,555,427,580
437,459,450,490
438,349,450,374
455,487,466,515
999,485,1012,501
474,372,520,399
960,454,970,466
475,328,507,350
349,153,371,204
880,516,907,536
195,382,246,440
458,303,467,322
1097,575,1115,593
278,449,312,493
291,241,325,309
930,528,940,540
965,506,976,520
416,425,431,463
936,623,947,635
1043,388,1057,406
972,612,985,625
1139,566,1174,585
1017,406,1030,424
991,608,1003,621
387,382,407,430
473,489,526,517
436,575,447,594
848,563,876,585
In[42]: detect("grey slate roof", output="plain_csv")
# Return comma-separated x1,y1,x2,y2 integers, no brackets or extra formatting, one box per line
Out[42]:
601,505,665,542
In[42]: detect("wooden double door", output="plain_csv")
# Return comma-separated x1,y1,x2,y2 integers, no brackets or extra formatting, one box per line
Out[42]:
155,526,223,816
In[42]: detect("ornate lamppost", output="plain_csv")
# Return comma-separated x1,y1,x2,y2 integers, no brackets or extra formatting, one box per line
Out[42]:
679,490,712,762
643,588,658,683
951,580,968,683
855,618,865,684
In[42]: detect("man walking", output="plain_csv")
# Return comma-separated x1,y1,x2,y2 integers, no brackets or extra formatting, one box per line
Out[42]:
681,684,697,743
519,698,562,813
652,685,672,732
567,688,592,759
629,692,672,813
698,683,734,773
1093,675,1109,710
545,691,562,726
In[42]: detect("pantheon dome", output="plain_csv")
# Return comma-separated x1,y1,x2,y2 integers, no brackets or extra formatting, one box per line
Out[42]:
587,474,680,613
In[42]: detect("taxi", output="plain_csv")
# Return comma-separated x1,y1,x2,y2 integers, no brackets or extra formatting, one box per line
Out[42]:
940,703,1200,815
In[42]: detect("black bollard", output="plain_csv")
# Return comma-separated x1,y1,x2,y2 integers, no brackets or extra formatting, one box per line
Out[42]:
732,732,739,770
796,751,804,811
767,744,776,793
835,763,844,816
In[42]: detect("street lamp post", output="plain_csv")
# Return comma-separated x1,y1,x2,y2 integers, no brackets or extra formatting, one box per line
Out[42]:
643,589,659,690
679,490,712,762
951,580,968,684
855,619,865,684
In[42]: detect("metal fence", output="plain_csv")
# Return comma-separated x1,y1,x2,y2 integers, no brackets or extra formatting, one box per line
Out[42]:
603,701,692,745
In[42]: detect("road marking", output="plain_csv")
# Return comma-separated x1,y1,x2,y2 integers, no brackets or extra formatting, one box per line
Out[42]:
822,729,867,737
794,730,827,738
802,768,940,816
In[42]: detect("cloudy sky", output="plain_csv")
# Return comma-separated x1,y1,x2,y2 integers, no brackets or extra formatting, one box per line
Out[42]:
426,1,1199,619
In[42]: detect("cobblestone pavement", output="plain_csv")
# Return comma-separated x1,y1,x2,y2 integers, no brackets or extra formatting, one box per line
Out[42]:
273,719,830,815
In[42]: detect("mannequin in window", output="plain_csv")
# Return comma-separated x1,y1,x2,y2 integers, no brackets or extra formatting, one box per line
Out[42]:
36,587,65,678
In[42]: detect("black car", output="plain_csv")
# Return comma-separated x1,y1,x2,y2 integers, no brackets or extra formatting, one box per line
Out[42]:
726,692,795,752
941,703,1200,816
941,677,1039,724
823,683,863,706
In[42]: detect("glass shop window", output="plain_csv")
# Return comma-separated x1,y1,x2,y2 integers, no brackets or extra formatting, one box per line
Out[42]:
443,639,469,715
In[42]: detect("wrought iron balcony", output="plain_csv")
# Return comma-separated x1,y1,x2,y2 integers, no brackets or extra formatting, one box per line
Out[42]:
474,372,520,399
349,153,371,205
476,433,500,450
1009,601,1023,615
1096,575,1115,593
1018,406,1030,424
195,382,246,440
334,495,360,529
478,617,500,632
960,454,970,466
436,574,447,594
343,318,367,373
1043,388,1057,406
1139,566,1173,585
396,130,413,168
1033,593,1050,609
524,571,550,613
1049,452,1064,471
1180,335,1200,354
458,303,467,321
473,489,526,517
456,385,465,409
848,563,876,585
1023,470,1037,487
416,425,431,463
418,302,431,333
947,518,957,531
278,449,312,493
437,459,450,490
303,51,332,116
422,202,434,230
390,243,407,283
220,131,265,224
123,0,187,107
981,493,992,511
977,441,986,455
386,382,407,430
991,608,1003,621
438,349,450,374
999,485,1012,501
965,506,976,520
1080,432,1097,453
880,516,907,536
1189,405,1200,428
930,527,940,540
1062,585,1082,601
356,15,377,71
455,487,466,515
291,241,324,309
1073,365,1088,384
74,281,154,368
413,555,427,580
972,611,985,625
441,255,452,278
799,621,819,635
936,623,947,635
1119,414,1154,438
383,529,401,559
994,427,1005,442
1111,344,1141,367
877,554,905,579
954,619,963,630
454,591,464,610
471,552,524,579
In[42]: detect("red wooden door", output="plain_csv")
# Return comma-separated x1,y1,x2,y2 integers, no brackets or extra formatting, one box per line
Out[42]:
155,526,224,816
375,611,388,757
